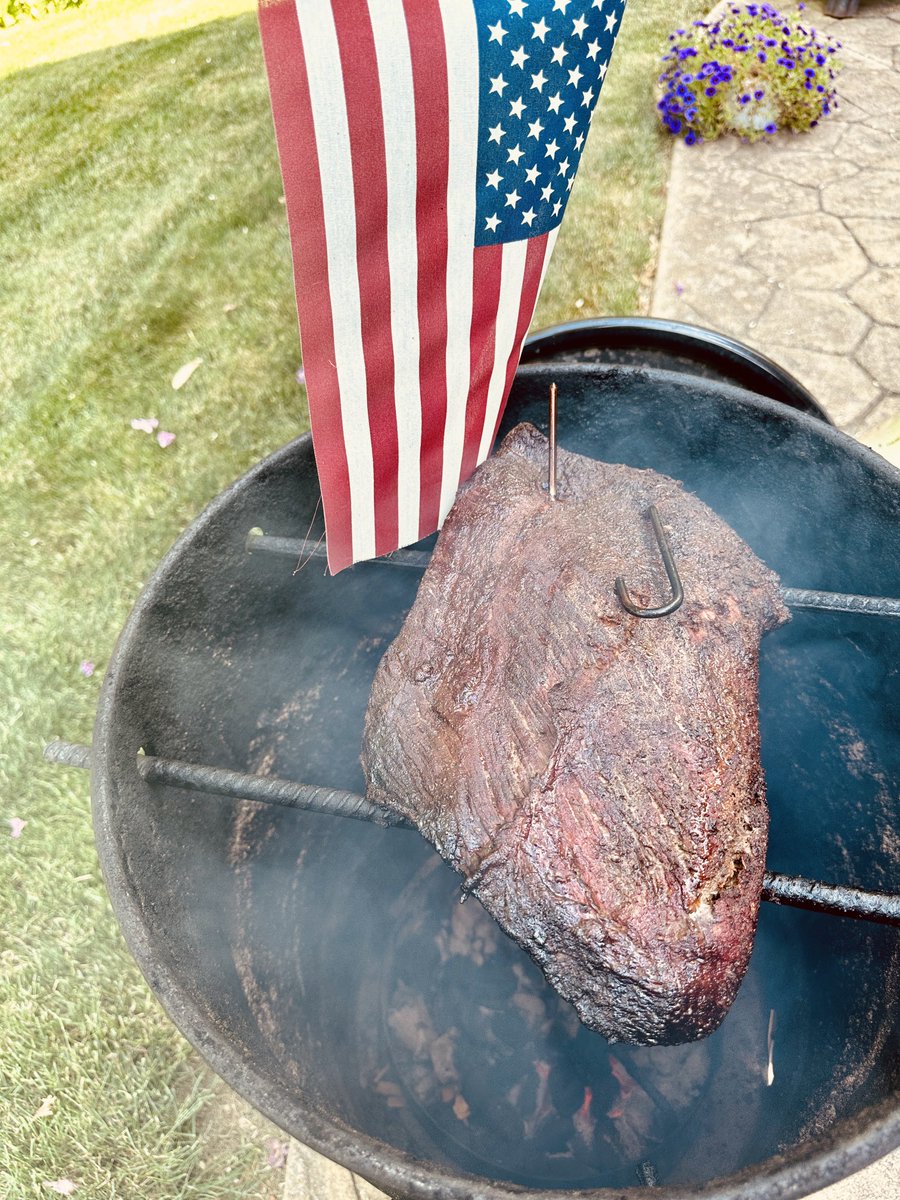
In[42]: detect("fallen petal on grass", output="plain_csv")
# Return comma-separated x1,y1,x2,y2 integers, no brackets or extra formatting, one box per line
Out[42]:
157,431,176,448
264,1139,289,1169
130,418,159,433
34,1095,57,1119
79,661,95,677
222,302,239,313
295,365,306,386
8,817,27,839
171,358,203,390
42,1182,77,1195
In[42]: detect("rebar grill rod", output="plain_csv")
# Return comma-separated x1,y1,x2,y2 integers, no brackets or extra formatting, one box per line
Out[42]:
761,872,900,924
45,740,900,926
246,532,900,617
42,740,412,828
246,532,431,569
780,588,900,618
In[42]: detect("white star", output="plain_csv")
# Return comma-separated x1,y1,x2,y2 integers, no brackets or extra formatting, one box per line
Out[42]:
544,138,560,159
524,163,540,184
547,91,564,114
521,207,537,226
552,199,562,215
605,10,618,32
567,174,574,190
507,142,524,164
530,69,547,92
598,59,609,79
488,20,507,44
586,38,601,61
505,188,521,208
563,112,577,133
552,0,571,10
490,73,508,96
558,157,571,176
550,42,568,65
572,13,588,37
508,0,527,14
541,182,554,202
488,123,505,144
527,117,544,139
485,169,503,189
581,85,595,107
510,45,529,69
531,16,550,41
567,64,583,88
509,96,526,118
574,132,585,150
592,0,606,7
485,213,501,232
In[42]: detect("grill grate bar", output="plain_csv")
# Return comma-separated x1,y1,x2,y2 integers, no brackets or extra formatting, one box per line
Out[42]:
45,740,900,926
246,531,900,617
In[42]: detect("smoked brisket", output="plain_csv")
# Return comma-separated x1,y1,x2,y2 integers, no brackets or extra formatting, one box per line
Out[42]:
362,424,789,1045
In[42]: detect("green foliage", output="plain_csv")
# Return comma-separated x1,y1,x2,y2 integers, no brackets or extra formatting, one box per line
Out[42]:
1,0,86,28
657,4,843,145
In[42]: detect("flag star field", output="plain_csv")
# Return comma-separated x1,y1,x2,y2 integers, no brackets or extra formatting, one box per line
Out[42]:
475,0,626,246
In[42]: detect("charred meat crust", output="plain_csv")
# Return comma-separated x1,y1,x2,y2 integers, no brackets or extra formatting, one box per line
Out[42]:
362,423,789,1046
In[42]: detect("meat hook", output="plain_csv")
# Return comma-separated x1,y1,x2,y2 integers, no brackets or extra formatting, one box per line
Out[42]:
615,506,685,619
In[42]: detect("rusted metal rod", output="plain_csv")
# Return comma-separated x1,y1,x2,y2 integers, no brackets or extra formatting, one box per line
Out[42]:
45,740,900,926
246,531,900,619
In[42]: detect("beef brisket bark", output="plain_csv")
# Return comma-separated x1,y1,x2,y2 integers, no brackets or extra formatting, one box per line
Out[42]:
362,424,789,1046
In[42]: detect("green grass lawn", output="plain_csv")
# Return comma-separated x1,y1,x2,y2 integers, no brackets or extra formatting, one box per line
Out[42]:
0,0,701,1195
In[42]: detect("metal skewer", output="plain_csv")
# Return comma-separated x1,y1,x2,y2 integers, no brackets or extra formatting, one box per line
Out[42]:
44,739,900,927
548,382,558,500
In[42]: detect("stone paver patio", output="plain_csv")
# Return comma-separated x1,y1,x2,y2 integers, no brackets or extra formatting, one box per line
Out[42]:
652,1,900,450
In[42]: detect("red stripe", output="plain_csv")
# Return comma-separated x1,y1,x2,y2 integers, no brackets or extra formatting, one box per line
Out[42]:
488,233,550,452
257,0,354,572
403,0,450,541
331,1,399,558
458,242,504,484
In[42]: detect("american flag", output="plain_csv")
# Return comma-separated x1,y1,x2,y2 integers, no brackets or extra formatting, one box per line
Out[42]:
258,0,626,572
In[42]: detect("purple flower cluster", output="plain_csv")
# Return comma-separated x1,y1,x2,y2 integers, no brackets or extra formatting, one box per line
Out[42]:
658,4,841,145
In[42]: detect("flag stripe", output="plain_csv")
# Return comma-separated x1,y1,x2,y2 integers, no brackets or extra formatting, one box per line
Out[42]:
436,0,480,527
295,0,376,565
477,238,531,465
258,0,354,570
369,2,423,551
402,0,451,540
459,242,504,484
331,0,399,558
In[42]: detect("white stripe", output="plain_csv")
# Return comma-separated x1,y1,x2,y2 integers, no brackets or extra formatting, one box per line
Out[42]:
476,239,529,465
436,0,480,524
369,3,422,551
538,224,560,302
294,0,376,563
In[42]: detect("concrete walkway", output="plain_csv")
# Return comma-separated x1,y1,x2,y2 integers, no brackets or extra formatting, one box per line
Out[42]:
281,7,900,1198
651,1,900,455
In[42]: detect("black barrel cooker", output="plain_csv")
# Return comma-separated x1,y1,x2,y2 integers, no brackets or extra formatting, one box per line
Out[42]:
50,322,900,1199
